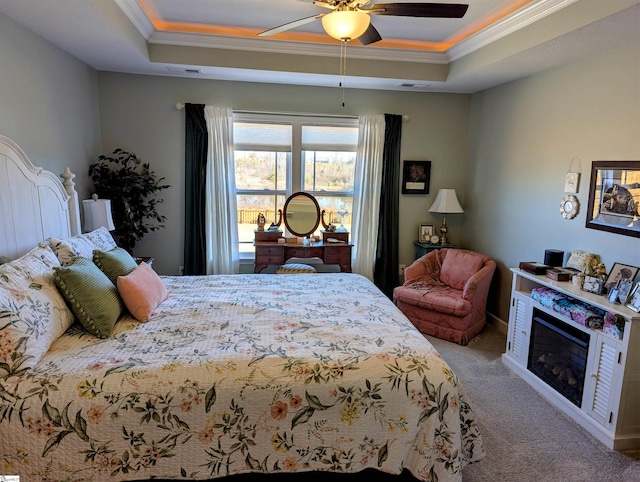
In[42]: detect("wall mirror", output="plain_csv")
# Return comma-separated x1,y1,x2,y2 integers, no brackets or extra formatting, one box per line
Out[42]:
283,192,320,237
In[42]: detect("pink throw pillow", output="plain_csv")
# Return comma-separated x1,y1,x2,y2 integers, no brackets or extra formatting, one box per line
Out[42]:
439,250,485,290
117,262,168,322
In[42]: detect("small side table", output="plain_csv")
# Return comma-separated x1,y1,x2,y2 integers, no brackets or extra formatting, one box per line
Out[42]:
135,256,154,267
413,241,456,260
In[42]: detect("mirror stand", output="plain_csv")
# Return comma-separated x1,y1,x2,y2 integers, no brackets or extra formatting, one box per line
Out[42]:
321,210,336,232
269,209,283,230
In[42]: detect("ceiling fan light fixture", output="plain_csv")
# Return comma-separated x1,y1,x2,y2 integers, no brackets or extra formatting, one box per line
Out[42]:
321,10,370,41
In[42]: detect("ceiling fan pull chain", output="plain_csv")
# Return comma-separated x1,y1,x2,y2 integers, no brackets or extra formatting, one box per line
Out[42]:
340,40,347,107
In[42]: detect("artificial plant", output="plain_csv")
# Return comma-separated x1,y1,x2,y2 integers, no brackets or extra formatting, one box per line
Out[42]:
89,148,170,253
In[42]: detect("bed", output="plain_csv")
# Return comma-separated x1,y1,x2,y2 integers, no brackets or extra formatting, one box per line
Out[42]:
0,135,485,481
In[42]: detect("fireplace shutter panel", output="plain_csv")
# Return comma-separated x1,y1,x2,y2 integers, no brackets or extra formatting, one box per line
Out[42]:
587,335,618,427
509,295,530,364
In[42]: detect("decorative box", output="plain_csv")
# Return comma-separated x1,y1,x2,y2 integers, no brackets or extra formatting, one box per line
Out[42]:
519,262,552,275
546,268,573,281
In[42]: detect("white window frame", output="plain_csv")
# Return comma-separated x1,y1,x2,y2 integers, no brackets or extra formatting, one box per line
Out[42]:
233,112,358,260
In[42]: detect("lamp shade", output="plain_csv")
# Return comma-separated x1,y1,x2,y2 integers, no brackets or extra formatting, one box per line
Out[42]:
428,189,464,214
321,10,370,41
82,195,115,232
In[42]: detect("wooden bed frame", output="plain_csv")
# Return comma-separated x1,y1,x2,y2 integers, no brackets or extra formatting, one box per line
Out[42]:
0,134,80,260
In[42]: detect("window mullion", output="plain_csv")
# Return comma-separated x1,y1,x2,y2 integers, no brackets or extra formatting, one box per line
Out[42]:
291,122,302,193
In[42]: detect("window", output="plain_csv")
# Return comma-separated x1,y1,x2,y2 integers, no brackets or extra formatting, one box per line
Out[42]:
233,113,358,257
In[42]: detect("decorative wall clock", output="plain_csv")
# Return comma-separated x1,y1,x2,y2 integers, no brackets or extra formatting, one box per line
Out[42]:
560,195,579,219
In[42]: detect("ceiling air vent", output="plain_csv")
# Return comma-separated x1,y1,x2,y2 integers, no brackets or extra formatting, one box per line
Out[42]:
400,83,429,89
167,67,202,74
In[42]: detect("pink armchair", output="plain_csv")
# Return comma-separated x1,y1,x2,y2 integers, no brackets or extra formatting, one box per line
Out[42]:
393,249,496,345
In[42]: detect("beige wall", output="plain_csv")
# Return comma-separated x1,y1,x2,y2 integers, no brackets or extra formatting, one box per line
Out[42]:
3,11,638,326
466,41,640,323
96,72,471,275
0,13,101,199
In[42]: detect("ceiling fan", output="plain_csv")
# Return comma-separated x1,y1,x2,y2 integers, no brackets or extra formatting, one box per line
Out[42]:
258,1,469,44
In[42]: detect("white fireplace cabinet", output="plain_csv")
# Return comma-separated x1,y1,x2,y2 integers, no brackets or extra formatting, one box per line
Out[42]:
502,268,640,450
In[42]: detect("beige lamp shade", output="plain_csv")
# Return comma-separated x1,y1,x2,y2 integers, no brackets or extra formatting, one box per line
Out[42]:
82,195,115,232
321,10,370,41
428,189,464,214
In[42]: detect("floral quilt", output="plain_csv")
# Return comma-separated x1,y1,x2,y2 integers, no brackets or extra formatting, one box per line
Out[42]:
0,274,484,481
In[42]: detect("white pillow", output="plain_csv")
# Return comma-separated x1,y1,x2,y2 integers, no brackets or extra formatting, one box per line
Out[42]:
48,227,117,265
85,227,119,251
0,244,75,376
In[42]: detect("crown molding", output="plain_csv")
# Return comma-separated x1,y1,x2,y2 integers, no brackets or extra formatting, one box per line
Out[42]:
149,31,449,64
448,0,578,61
119,0,577,66
115,0,155,39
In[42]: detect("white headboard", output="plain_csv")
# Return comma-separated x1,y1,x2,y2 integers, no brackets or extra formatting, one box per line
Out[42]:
0,135,81,260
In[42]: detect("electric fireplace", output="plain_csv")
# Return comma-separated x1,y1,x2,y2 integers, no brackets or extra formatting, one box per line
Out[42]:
527,308,590,407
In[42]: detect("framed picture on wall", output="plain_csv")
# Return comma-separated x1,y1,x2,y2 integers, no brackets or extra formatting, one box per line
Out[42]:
585,160,640,238
402,160,431,194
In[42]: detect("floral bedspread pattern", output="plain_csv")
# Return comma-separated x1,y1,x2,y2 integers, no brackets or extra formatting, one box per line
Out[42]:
0,274,484,481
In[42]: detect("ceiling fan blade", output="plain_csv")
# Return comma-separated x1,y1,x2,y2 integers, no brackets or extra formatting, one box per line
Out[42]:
358,23,382,45
367,3,468,18
258,14,324,36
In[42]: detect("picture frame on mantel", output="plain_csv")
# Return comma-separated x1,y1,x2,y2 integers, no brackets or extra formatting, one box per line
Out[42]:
402,160,431,194
585,160,640,238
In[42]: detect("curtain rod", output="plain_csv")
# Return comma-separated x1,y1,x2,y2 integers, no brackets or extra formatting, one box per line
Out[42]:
175,103,409,121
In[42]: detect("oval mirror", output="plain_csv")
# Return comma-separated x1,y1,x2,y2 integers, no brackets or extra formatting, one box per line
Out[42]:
283,192,320,237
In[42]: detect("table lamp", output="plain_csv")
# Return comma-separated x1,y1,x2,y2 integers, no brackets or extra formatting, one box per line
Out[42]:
82,194,115,232
428,189,464,245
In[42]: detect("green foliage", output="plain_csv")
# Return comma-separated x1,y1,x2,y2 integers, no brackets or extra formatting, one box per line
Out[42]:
89,149,169,253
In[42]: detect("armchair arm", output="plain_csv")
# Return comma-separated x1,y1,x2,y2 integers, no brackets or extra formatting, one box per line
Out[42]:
403,250,441,283
462,260,496,302
404,259,425,283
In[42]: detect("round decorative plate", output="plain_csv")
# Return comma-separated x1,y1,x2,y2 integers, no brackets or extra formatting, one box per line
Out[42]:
560,195,579,219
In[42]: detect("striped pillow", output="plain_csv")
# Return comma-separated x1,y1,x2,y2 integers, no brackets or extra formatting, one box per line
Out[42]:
53,257,124,338
93,247,138,285
276,263,317,274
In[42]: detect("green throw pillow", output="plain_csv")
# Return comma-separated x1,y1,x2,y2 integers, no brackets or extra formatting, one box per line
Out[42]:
54,257,124,338
93,247,139,285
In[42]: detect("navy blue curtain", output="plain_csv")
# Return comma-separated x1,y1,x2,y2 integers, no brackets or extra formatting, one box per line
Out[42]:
183,103,208,275
373,114,402,298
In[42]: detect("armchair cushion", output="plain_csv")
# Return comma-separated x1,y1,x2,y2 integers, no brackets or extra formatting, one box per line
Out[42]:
440,249,485,290
394,286,471,317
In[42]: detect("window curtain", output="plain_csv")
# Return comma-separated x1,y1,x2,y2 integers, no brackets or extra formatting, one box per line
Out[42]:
204,106,239,274
373,114,402,298
183,103,207,275
351,114,385,280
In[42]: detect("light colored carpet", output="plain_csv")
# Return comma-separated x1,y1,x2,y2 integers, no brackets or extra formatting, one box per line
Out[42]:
425,323,640,482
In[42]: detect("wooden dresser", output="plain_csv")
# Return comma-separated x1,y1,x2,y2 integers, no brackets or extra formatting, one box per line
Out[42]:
253,230,352,273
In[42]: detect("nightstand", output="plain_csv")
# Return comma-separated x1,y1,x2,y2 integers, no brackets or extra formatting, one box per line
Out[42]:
135,257,154,267
413,241,456,260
